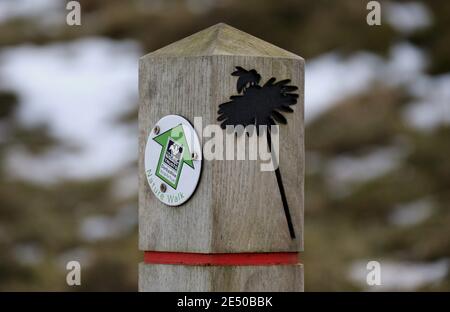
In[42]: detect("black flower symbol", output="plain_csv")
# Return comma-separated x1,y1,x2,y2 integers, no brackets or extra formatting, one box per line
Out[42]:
217,66,298,239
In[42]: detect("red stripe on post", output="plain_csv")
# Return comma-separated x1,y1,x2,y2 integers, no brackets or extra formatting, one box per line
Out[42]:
144,251,300,266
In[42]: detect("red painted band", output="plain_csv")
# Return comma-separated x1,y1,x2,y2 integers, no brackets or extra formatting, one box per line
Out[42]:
144,251,300,266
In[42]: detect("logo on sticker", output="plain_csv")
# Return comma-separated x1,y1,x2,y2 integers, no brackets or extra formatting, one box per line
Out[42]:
153,124,194,190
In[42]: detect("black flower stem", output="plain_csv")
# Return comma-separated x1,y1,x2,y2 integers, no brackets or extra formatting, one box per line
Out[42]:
266,129,296,239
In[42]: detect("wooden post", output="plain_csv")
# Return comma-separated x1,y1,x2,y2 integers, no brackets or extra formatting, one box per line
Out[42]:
139,23,304,291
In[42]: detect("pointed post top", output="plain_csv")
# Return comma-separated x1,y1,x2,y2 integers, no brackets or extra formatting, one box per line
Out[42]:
142,23,302,60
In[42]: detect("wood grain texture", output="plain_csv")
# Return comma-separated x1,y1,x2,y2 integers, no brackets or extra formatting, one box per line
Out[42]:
139,24,304,253
139,262,304,292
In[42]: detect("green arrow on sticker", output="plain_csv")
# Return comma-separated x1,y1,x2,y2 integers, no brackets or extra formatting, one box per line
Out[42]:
153,124,194,190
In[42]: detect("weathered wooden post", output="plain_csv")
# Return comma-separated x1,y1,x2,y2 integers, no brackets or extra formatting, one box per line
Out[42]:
139,23,304,291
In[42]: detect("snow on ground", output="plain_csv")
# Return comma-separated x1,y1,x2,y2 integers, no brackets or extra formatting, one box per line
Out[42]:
325,145,407,197
403,74,450,130
0,38,140,182
388,198,434,227
349,259,449,291
305,42,427,122
0,0,62,24
385,1,432,35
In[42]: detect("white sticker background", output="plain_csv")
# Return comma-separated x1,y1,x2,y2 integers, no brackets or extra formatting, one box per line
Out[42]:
144,115,202,206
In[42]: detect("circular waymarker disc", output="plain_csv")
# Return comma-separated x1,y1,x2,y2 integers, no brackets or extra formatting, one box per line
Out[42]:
144,115,202,206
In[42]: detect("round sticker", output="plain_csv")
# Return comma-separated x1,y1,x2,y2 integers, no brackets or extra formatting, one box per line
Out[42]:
144,115,202,206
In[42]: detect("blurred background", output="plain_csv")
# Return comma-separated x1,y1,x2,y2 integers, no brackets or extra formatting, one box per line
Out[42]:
0,0,449,291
